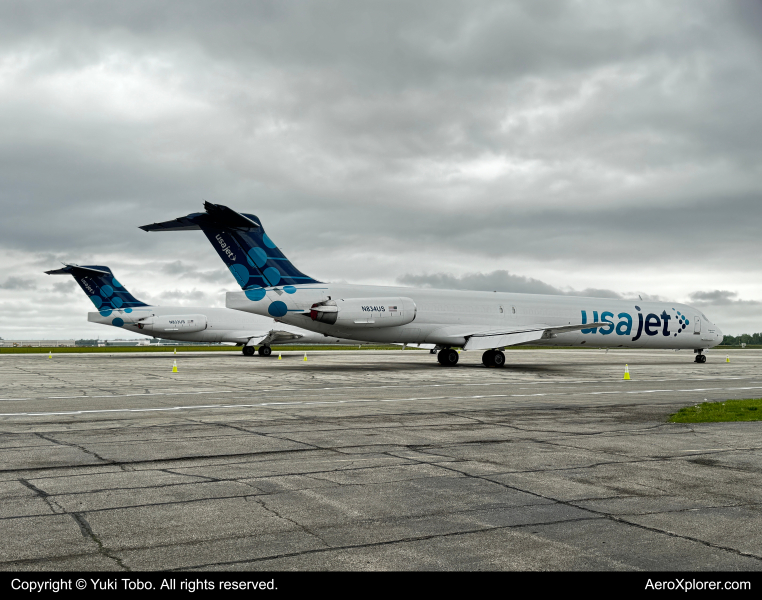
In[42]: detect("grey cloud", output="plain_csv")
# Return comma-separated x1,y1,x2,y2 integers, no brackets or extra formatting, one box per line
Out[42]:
689,290,739,305
689,290,760,307
160,261,233,284
398,270,622,298
153,289,218,306
51,280,76,294
399,270,562,295
0,277,37,290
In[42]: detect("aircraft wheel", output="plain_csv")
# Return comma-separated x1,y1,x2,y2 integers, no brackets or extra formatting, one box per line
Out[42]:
260,346,272,357
700,354,706,363
482,350,506,367
695,353,706,363
430,349,437,354
242,346,255,356
437,348,459,366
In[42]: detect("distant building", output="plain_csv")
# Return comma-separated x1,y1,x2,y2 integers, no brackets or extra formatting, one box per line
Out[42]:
1,340,77,348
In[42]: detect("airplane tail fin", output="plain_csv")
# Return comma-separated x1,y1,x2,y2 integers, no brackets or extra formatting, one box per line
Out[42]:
140,202,320,292
46,264,149,310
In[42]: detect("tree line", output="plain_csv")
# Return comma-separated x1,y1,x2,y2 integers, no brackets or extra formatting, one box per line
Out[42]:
721,333,762,346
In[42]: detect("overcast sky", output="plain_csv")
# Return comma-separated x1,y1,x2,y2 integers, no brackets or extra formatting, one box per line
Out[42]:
1,0,760,339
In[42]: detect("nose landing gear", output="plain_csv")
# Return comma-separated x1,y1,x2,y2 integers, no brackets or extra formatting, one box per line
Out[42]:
694,350,707,363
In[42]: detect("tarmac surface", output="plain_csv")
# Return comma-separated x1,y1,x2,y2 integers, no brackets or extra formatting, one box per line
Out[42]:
0,347,760,571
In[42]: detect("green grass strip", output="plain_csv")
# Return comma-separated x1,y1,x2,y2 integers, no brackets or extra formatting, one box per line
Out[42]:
669,398,762,423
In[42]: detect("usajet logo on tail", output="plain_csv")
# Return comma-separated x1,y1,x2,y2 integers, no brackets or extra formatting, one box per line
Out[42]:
80,278,95,295
215,234,237,262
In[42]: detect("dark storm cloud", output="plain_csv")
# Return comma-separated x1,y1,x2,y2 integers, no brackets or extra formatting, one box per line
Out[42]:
0,1,760,337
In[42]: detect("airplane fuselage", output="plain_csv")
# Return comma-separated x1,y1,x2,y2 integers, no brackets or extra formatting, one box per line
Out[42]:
226,284,723,350
87,304,360,346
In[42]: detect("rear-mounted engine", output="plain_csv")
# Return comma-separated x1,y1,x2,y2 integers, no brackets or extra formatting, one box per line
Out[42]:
309,297,416,328
136,314,208,333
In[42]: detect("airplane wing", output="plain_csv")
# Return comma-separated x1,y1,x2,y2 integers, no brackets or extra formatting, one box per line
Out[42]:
225,329,305,346
462,322,609,351
261,329,304,345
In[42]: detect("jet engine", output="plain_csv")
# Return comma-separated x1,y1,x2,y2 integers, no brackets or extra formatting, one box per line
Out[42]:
136,314,208,333
309,297,416,328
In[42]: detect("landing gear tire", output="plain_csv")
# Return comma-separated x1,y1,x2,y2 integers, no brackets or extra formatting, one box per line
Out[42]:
437,348,459,366
482,350,505,367
430,349,437,354
242,346,255,357
695,353,706,363
258,346,273,357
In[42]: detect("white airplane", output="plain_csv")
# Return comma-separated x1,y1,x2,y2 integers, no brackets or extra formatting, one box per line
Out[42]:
45,263,366,356
140,203,724,367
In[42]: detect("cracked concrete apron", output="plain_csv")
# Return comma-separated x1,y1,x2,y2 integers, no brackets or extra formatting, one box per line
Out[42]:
0,349,760,570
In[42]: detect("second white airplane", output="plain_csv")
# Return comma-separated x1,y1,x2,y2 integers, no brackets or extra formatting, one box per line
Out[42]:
46,263,365,356
140,203,723,367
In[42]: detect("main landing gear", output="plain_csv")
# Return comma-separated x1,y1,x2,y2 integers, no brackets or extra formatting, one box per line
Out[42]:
437,348,459,366
242,345,273,357
482,349,506,368
694,350,707,363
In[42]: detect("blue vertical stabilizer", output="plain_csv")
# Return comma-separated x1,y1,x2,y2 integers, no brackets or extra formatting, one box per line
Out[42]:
46,264,149,310
140,202,320,292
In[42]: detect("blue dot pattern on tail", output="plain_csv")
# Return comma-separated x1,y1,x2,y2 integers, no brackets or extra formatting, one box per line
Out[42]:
54,265,149,311
197,212,320,290
268,301,288,317
245,288,267,301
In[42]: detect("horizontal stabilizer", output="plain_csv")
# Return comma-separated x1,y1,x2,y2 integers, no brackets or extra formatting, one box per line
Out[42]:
463,322,608,351
139,215,204,232
202,201,261,230
45,263,111,276
140,203,261,233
